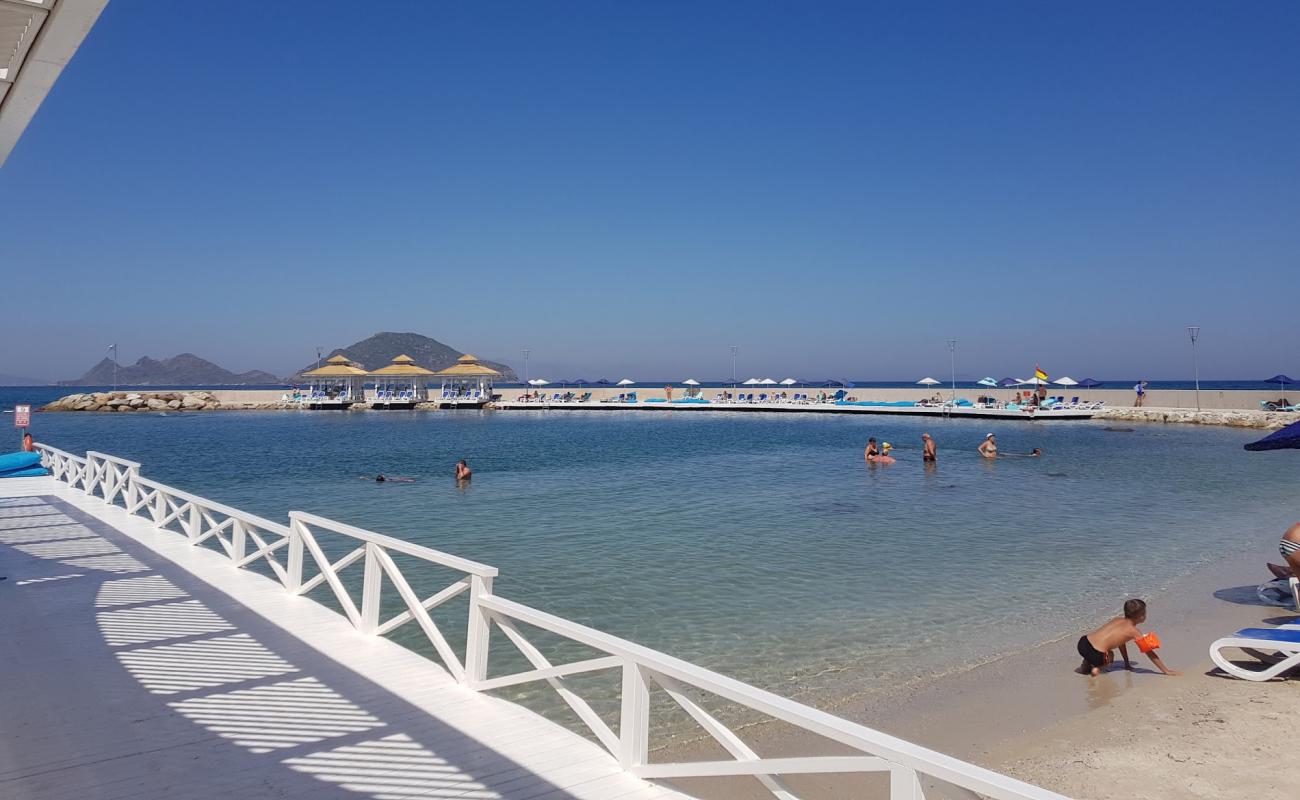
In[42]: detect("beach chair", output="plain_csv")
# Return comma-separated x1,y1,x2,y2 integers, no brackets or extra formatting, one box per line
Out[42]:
1209,619,1300,681
831,390,847,402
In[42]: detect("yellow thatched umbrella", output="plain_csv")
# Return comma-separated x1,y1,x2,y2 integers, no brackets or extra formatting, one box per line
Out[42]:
432,354,502,405
300,355,368,404
368,354,436,404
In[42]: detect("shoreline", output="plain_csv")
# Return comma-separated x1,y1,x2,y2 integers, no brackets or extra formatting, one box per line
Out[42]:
654,546,1297,799
37,389,1296,429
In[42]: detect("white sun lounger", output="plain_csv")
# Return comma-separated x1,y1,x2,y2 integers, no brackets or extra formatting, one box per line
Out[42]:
1210,623,1300,681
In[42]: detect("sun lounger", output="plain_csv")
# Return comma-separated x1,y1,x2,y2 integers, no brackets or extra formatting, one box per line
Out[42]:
1209,624,1300,681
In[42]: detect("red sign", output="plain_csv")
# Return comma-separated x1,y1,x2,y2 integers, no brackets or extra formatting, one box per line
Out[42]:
14,404,30,428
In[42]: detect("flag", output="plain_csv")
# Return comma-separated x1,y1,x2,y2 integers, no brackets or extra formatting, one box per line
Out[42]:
1034,366,1049,381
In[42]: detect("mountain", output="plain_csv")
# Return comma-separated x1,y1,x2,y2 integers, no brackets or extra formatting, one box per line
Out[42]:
291,332,516,381
59,354,281,386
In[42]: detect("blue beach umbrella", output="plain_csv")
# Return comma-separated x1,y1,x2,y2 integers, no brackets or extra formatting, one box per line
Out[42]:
1078,378,1103,388
977,377,998,388
1245,419,1300,451
997,378,1019,388
1264,374,1296,398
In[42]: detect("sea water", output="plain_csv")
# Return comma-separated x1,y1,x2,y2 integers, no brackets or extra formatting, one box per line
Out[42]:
11,407,1294,731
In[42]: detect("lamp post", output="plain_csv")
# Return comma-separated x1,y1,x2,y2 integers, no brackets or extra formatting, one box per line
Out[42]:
946,339,957,401
730,346,738,385
1187,326,1200,411
523,348,531,386
108,343,118,391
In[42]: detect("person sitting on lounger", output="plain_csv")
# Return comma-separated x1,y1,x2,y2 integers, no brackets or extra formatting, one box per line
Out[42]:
1267,522,1300,579
1076,599,1179,677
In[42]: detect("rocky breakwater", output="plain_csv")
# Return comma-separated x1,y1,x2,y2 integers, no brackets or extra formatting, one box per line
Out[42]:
1094,406,1293,429
43,391,222,413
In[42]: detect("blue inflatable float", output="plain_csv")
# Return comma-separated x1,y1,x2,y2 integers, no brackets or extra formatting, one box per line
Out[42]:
0,451,49,478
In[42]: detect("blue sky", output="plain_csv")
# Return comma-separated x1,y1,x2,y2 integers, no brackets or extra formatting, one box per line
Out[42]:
3,1,1298,381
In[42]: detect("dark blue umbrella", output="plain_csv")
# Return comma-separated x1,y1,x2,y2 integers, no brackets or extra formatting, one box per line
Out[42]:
594,379,612,385
1078,378,1103,388
997,377,1020,388
1245,419,1300,451
1265,375,1296,397
821,379,847,387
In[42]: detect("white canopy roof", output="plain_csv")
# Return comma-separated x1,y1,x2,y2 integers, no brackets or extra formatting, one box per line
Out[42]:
1,0,108,167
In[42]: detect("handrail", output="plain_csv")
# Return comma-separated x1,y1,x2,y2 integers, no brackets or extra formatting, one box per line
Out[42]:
31,442,1068,800
289,510,497,577
85,450,142,469
134,475,290,537
475,595,1065,799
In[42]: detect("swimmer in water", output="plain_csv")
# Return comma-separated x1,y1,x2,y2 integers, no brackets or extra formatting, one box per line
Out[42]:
921,433,936,462
455,460,472,480
864,438,879,461
360,474,415,483
873,442,896,464
978,433,997,459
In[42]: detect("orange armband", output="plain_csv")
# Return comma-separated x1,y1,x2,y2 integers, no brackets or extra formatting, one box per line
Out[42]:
1135,632,1161,654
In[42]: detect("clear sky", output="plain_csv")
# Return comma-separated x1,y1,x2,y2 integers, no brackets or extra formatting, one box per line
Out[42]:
2,1,1298,382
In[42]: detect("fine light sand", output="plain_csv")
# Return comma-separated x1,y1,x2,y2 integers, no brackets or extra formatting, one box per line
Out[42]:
656,549,1299,800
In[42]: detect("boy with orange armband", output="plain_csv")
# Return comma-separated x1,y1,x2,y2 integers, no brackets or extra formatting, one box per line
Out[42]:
1076,599,1180,677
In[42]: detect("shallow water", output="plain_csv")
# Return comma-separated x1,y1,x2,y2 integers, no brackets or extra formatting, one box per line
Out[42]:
19,409,1295,725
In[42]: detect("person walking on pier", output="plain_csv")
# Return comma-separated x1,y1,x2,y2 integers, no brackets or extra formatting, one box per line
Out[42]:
1133,380,1148,407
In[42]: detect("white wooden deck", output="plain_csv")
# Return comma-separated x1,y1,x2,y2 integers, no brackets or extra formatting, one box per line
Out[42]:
0,476,688,800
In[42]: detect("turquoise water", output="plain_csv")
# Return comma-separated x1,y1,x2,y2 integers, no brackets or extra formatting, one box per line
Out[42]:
18,409,1295,717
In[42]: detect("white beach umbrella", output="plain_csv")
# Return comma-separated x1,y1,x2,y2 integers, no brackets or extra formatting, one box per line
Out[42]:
917,377,941,386
743,378,762,385
682,378,700,385
616,378,635,386
1020,376,1049,386
759,378,777,385
1053,376,1079,386
529,378,550,386
779,377,798,395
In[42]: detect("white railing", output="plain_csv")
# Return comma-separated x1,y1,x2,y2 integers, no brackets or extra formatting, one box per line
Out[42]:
33,443,1069,800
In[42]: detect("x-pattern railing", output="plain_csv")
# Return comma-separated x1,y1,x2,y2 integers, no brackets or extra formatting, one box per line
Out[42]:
33,443,1069,800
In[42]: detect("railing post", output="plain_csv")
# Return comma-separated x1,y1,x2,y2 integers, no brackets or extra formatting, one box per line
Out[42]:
618,660,650,768
360,542,381,634
151,487,165,525
231,519,247,565
464,574,493,688
890,764,924,800
82,453,96,496
187,503,202,542
286,516,304,592
124,465,140,511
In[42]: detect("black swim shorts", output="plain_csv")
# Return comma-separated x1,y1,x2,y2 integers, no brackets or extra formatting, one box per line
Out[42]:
1077,635,1107,669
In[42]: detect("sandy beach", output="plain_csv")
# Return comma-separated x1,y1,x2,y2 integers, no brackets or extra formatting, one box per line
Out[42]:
656,548,1298,799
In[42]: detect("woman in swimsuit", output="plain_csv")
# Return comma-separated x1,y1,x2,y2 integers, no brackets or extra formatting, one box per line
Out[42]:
864,438,879,462
1267,522,1300,578
978,433,997,459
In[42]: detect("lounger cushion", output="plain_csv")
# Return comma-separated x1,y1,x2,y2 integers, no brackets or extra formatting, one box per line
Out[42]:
1231,628,1300,643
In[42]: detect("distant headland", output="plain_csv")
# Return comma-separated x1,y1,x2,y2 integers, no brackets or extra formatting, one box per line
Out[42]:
53,332,516,386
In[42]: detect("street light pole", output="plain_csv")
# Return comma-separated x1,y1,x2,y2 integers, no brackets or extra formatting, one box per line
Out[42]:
730,346,738,385
316,347,322,371
523,348,531,386
946,339,957,401
1187,326,1201,411
108,343,118,391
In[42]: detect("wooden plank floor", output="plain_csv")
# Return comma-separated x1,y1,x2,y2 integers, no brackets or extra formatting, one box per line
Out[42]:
0,477,691,800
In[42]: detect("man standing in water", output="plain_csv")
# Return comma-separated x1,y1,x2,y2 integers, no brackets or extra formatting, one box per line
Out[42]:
921,433,937,462
978,433,998,458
